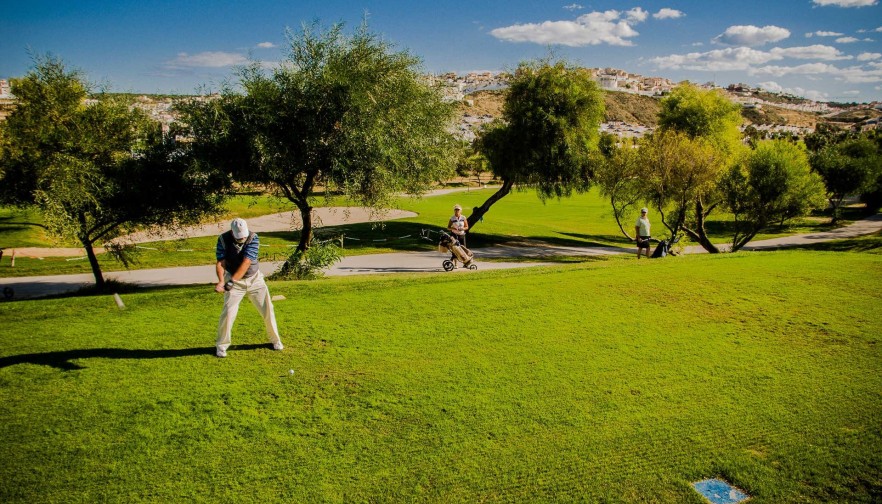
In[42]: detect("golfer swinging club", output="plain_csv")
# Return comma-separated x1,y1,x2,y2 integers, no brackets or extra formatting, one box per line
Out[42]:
214,218,283,358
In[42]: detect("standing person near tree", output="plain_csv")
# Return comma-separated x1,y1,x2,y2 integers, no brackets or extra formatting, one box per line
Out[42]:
214,218,283,358
448,204,469,249
635,207,651,259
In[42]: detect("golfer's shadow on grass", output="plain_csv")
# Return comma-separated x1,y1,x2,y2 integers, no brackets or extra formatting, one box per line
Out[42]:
0,344,269,371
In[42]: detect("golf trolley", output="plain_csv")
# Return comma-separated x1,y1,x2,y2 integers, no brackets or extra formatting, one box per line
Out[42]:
421,229,478,272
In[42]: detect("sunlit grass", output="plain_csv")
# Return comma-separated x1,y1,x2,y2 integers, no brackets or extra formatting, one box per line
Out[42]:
1,251,880,502
1,187,874,278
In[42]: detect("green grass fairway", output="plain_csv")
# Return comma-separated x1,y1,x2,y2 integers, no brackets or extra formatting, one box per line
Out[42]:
1,251,880,502
3,188,867,278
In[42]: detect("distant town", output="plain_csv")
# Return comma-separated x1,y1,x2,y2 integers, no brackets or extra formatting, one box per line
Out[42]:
2,67,882,140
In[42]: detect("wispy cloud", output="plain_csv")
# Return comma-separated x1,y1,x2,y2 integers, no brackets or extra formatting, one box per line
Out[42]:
166,51,247,68
752,63,882,83
563,3,583,10
758,80,829,100
836,36,861,43
806,30,844,37
653,8,684,20
651,45,852,72
842,90,861,95
857,52,882,60
490,9,645,47
256,42,276,49
813,0,878,6
713,25,791,46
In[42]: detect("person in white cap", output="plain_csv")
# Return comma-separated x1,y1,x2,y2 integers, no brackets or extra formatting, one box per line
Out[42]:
634,207,651,259
448,204,469,248
214,218,283,357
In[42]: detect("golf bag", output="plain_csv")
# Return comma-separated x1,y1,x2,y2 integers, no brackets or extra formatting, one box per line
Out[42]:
440,232,473,265
651,235,679,258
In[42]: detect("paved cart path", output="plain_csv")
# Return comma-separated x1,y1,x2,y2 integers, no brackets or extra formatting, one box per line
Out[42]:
1,214,879,300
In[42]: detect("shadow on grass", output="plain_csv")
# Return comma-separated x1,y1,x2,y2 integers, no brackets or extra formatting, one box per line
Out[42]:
780,231,882,253
259,221,633,255
0,343,270,370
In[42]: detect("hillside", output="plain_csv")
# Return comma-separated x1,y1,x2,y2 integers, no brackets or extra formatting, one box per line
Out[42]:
463,89,662,126
741,105,820,128
603,91,661,126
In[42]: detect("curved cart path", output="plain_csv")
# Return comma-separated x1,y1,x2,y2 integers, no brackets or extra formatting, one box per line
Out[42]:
1,214,879,300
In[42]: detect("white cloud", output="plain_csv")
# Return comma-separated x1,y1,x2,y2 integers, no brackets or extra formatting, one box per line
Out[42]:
857,52,882,60
875,26,882,32
752,62,882,83
713,25,791,46
842,90,861,95
490,9,644,46
653,8,684,19
836,36,860,43
758,81,784,92
758,81,829,100
863,37,875,42
813,0,878,6
256,42,276,49
806,30,844,37
751,63,841,77
772,44,851,60
167,51,247,68
563,3,584,10
651,44,850,71
652,47,780,71
625,7,648,23
691,42,704,47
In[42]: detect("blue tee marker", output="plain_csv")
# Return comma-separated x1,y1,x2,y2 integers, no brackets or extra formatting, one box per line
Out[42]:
692,479,749,504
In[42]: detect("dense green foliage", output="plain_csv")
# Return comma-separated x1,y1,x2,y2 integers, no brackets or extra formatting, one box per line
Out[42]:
811,137,879,223
0,56,225,288
722,140,826,251
471,60,604,228
179,22,457,253
1,252,880,502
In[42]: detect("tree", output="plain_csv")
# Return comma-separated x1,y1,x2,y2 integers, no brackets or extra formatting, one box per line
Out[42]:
469,60,604,229
595,133,643,240
721,140,826,251
638,130,726,250
0,56,227,289
810,139,874,224
179,22,457,252
654,83,745,252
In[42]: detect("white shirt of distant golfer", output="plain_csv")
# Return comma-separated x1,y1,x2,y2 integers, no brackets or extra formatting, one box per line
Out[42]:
635,214,651,237
449,212,468,236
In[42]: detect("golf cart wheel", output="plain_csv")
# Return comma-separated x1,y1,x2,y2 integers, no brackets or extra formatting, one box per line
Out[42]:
468,264,478,270
442,260,455,272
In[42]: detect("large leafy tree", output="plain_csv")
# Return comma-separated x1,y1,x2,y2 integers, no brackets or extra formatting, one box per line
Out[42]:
638,130,726,250
470,60,604,229
810,138,876,224
595,133,643,240
721,140,826,251
654,83,744,252
179,22,457,252
0,56,227,289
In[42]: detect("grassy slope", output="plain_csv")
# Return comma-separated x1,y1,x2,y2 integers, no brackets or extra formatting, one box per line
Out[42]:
1,251,880,502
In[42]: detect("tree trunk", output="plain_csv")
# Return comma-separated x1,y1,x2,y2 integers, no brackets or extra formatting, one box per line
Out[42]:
296,203,313,252
682,199,720,253
467,178,514,230
610,194,635,241
82,237,106,291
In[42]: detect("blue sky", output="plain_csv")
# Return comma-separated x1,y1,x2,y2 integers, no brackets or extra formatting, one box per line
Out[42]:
2,0,881,101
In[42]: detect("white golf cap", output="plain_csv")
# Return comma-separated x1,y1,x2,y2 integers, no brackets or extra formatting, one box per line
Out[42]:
454,204,462,210
231,218,249,239
641,207,648,213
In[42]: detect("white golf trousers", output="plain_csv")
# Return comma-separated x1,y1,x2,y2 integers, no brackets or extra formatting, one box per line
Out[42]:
216,270,282,352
